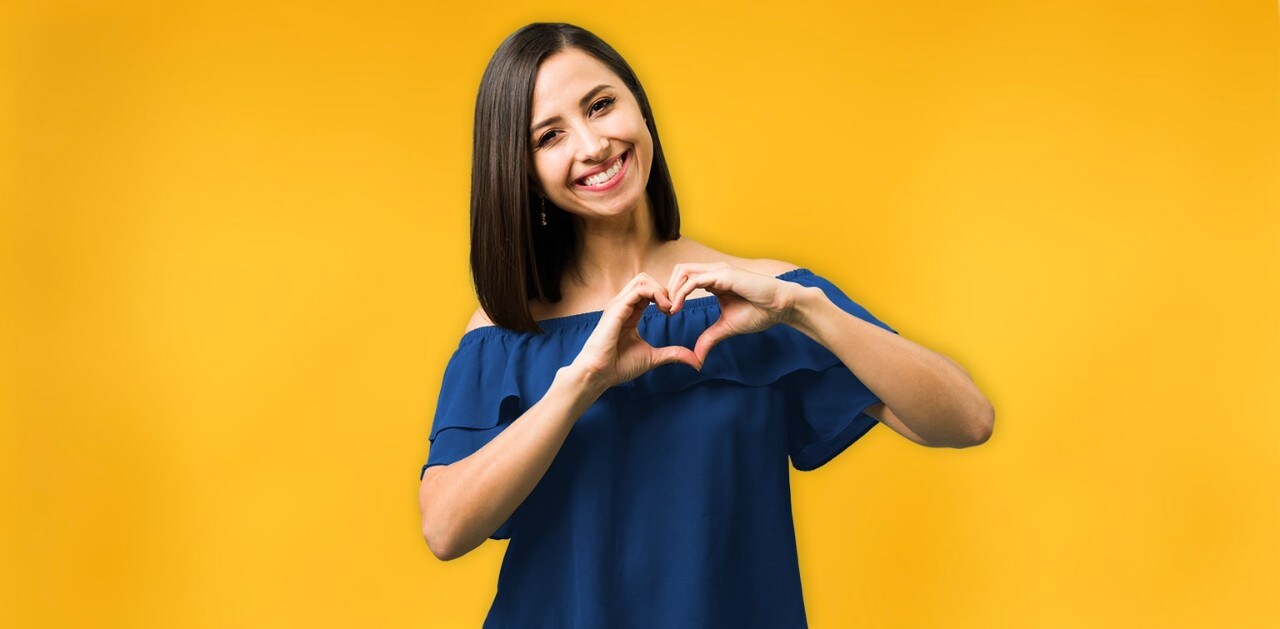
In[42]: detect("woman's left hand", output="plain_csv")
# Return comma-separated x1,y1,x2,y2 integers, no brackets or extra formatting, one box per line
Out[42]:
665,262,807,365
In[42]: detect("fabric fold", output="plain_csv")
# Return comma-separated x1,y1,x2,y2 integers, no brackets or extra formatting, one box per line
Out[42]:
418,268,899,538
427,269,895,425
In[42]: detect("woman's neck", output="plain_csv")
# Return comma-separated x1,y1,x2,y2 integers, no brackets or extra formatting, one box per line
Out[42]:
564,197,676,300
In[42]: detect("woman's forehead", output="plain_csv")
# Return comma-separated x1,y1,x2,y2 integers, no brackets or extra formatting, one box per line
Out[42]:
533,49,622,103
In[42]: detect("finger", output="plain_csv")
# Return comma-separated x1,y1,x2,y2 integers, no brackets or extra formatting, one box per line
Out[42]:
620,294,647,332
665,266,686,305
674,270,733,313
593,275,649,339
693,318,735,366
653,345,702,371
596,275,669,339
666,262,716,301
670,272,708,314
630,274,674,315
675,267,737,312
640,274,674,314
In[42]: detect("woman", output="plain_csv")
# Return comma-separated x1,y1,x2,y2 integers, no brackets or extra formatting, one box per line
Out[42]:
418,22,994,627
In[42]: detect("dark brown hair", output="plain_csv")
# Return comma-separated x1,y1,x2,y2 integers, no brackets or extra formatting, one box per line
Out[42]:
469,22,681,333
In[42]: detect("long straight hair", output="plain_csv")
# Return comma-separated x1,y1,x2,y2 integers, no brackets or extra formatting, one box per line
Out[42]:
469,22,681,333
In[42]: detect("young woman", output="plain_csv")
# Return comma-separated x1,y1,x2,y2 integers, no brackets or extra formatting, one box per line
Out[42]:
417,22,994,627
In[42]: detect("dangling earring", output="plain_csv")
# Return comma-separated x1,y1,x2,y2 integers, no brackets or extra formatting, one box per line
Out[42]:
540,196,548,226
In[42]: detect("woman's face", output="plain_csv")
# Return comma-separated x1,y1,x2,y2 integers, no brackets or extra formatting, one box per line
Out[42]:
528,48,653,223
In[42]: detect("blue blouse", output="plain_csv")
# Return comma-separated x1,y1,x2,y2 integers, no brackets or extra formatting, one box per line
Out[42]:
420,268,897,628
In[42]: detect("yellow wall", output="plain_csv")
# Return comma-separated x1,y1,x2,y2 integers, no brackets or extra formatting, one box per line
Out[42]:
4,1,1277,627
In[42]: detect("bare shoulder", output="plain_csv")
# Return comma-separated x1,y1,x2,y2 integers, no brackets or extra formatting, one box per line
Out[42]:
740,257,803,277
674,237,800,277
464,305,495,334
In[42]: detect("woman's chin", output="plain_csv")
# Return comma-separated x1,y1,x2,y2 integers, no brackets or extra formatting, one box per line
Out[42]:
566,188,647,220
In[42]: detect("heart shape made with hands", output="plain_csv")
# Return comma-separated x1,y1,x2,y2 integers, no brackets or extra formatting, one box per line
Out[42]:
659,263,796,367
582,262,798,387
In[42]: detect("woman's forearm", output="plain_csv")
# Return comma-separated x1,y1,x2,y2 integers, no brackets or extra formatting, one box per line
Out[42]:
420,365,604,560
786,285,994,448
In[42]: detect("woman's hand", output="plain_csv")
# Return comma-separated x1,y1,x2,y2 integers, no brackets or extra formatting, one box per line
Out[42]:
569,272,702,393
665,262,806,365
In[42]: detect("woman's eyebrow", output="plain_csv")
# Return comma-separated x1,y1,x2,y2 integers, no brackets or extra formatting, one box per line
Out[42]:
531,84,614,133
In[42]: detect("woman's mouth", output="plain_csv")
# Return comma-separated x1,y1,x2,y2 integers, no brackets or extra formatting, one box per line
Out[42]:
574,150,629,192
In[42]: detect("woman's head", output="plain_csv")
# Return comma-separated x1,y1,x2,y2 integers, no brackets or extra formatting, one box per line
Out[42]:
469,22,681,333
529,48,652,228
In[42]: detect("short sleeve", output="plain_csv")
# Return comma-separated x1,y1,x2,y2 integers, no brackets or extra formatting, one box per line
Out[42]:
419,333,528,540
781,274,898,471
423,428,513,540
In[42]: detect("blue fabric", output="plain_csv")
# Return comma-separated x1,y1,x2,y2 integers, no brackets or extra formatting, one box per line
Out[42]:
419,268,897,628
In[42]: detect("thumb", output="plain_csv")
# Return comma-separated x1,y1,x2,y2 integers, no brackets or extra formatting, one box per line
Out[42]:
654,345,702,371
693,321,734,366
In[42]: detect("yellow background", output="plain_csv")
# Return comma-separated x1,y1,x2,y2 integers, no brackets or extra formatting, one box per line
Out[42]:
4,0,1277,627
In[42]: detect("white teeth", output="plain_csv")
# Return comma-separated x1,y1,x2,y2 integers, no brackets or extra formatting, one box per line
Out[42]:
581,153,624,187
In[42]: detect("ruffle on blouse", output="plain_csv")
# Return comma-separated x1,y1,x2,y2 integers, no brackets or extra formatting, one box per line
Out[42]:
421,270,896,539
424,269,897,466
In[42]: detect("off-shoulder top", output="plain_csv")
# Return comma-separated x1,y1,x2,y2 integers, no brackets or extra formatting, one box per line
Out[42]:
419,268,897,628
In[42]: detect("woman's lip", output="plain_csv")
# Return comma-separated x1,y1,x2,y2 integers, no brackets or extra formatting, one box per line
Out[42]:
574,151,629,191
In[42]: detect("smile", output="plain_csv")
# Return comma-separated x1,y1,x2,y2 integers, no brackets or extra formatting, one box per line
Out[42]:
574,151,629,191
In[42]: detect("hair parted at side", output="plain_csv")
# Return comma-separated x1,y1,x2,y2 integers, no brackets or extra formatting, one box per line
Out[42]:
469,22,681,333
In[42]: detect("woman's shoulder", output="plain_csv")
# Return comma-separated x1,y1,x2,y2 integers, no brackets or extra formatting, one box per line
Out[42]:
738,257,804,276
673,237,801,277
464,305,496,334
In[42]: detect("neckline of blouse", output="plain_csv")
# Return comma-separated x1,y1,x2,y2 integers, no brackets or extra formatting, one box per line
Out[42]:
459,267,815,342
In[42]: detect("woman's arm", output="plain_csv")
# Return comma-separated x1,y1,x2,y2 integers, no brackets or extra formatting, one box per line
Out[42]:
420,364,604,561
786,285,995,448
421,273,697,561
661,261,993,449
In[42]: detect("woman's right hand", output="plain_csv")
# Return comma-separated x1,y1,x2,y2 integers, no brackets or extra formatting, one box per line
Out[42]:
569,272,702,393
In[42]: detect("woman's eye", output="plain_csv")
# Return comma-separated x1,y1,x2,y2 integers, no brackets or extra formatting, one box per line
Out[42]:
591,97,614,113
534,99,613,148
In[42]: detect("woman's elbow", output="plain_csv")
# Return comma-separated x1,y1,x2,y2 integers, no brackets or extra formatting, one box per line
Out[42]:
423,524,462,562
421,506,469,561
420,469,464,561
964,401,995,447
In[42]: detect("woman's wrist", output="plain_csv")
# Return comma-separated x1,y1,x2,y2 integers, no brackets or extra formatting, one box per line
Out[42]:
782,285,828,332
555,363,610,407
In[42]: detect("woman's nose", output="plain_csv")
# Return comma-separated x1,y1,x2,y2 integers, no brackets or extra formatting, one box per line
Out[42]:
575,131,609,164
